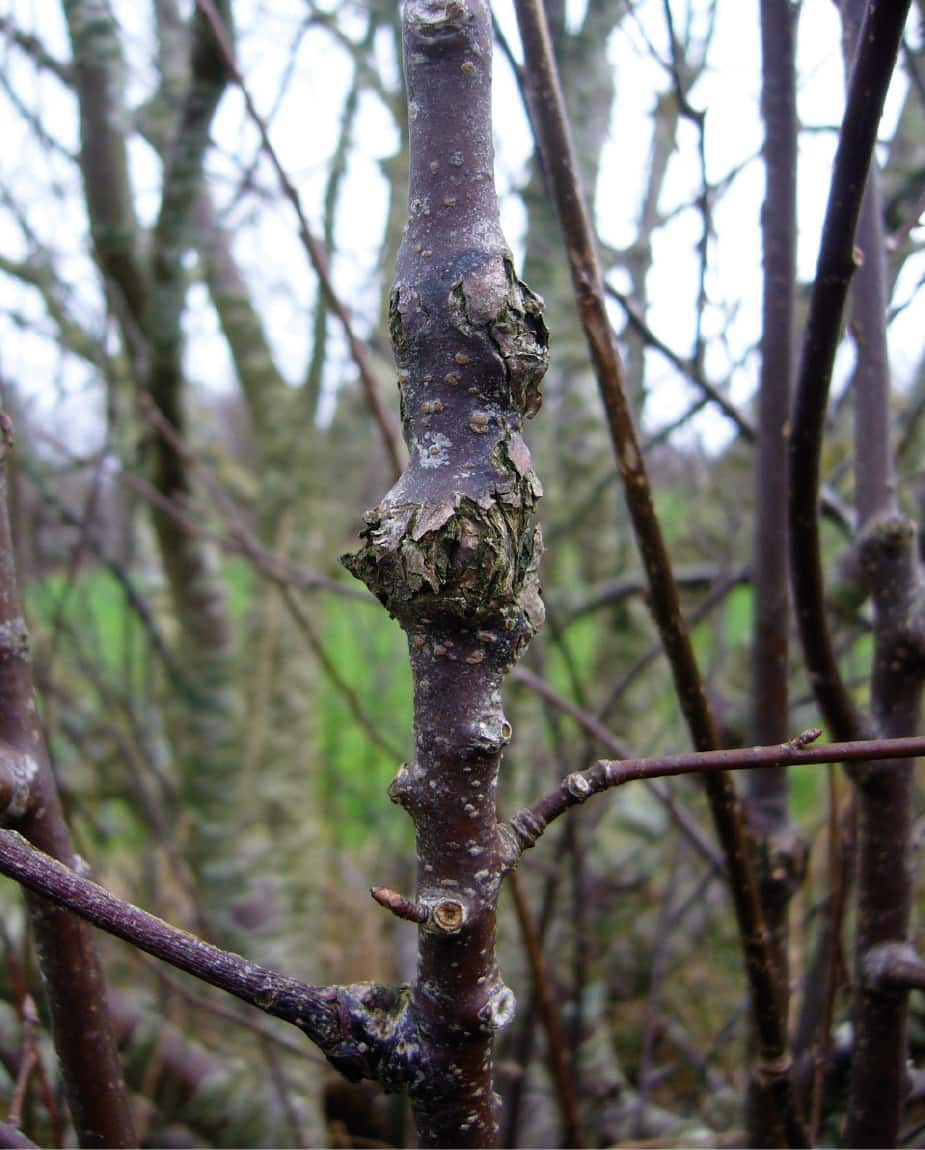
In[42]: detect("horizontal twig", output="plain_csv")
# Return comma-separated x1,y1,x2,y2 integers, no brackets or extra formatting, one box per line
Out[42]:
0,831,320,1017
507,732,925,855
511,665,723,867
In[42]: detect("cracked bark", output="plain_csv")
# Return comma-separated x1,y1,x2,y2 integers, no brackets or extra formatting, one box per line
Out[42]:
343,3,547,1143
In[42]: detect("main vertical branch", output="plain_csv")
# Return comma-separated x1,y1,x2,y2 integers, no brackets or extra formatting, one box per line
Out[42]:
343,2,547,1146
839,3,922,1144
746,2,801,1143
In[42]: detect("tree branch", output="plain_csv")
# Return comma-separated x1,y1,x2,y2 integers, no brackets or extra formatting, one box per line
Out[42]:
789,0,912,745
604,283,755,440
512,7,805,1139
342,2,549,1141
507,731,925,856
0,16,73,85
0,426,136,1145
747,2,800,1140
0,829,414,1087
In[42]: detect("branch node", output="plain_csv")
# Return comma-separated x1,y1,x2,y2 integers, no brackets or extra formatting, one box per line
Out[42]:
506,807,547,853
862,941,925,991
784,727,823,751
370,887,426,924
564,771,592,801
428,898,467,935
387,764,412,808
754,1051,793,1084
0,745,38,823
477,983,516,1033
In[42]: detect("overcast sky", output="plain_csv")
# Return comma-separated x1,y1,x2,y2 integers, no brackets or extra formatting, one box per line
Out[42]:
0,0,921,455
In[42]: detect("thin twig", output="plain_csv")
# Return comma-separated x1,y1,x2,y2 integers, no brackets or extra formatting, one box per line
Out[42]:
512,665,723,868
510,25,802,1117
0,829,394,1074
508,731,925,855
509,871,585,1148
194,0,404,480
605,284,754,439
0,16,73,83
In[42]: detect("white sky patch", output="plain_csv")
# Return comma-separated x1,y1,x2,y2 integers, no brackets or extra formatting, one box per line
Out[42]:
0,0,921,462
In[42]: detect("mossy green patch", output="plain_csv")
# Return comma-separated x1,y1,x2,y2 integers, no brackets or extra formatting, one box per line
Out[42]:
318,593,414,850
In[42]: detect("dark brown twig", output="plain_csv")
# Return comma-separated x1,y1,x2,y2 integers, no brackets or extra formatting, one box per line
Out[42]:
509,870,584,1148
789,0,912,746
0,829,415,1088
839,3,924,1143
507,731,925,855
511,21,804,1130
745,2,800,1141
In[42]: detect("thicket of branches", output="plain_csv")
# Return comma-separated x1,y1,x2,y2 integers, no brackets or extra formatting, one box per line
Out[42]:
0,0,923,1147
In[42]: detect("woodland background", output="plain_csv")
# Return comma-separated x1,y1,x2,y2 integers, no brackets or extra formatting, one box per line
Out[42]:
0,0,922,1146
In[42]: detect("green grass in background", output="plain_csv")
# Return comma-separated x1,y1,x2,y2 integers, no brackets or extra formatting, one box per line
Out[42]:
27,567,145,669
317,591,413,849
26,552,832,844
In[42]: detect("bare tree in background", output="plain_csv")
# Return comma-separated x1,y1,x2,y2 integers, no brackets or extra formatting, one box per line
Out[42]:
0,1,921,1147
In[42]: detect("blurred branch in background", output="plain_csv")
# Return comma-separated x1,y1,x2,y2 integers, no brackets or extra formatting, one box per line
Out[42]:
0,0,922,1145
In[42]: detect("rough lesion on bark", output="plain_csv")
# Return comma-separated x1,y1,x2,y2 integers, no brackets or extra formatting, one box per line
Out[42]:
345,253,548,665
